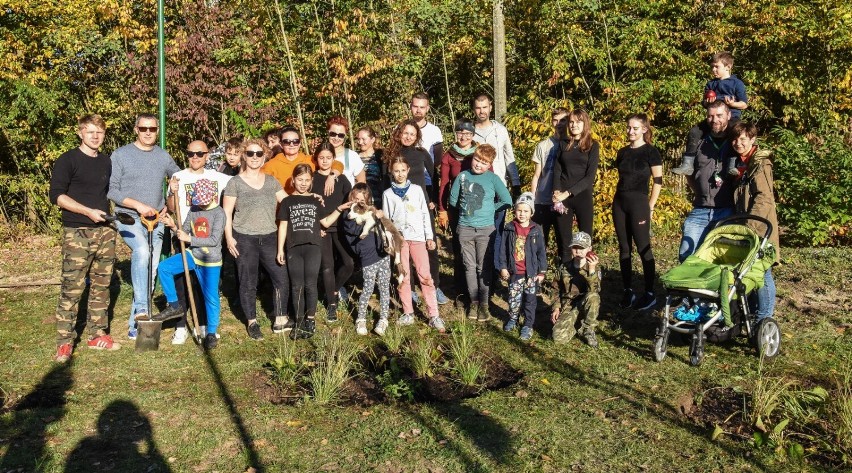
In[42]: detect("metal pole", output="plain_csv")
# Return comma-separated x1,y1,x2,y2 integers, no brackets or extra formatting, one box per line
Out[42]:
157,0,166,148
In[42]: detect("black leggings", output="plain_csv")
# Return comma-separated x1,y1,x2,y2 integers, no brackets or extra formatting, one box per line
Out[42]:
319,234,337,307
234,231,288,322
332,231,355,289
555,191,594,264
612,192,655,293
287,243,321,323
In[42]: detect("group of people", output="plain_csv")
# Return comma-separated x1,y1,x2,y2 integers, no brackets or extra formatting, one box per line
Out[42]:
48,51,779,362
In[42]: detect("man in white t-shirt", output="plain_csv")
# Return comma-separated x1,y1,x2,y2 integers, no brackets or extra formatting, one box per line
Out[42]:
164,140,231,344
168,140,232,224
409,92,449,305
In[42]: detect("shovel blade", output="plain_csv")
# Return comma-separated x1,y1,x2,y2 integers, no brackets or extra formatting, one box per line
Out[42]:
135,320,163,352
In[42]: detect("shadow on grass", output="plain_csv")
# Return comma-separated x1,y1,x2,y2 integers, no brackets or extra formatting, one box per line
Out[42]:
63,399,171,473
399,397,514,472
202,348,265,472
0,361,72,471
483,323,771,471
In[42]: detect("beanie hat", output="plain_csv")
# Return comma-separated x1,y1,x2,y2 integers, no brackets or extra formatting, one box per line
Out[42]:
515,192,535,215
190,179,217,207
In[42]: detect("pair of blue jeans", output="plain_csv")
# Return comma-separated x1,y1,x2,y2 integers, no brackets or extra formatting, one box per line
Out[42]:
678,207,733,262
117,218,165,328
750,268,776,321
158,252,222,334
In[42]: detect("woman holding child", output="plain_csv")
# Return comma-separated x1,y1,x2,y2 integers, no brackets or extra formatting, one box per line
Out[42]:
552,108,599,265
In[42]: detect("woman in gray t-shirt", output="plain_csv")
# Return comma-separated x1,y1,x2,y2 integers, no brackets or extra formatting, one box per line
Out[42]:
223,138,290,339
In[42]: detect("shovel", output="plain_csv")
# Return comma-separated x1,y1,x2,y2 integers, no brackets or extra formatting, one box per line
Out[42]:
136,213,163,352
173,197,203,345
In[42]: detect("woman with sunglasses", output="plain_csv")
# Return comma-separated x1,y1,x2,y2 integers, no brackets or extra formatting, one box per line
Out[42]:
262,125,342,196
327,116,366,187
223,138,291,340
385,119,449,305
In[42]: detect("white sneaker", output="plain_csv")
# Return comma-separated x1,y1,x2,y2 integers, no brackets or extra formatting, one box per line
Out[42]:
397,313,415,326
356,319,368,336
172,327,188,345
374,318,389,336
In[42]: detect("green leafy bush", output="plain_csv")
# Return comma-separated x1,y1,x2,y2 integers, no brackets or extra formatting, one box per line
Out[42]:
771,127,852,245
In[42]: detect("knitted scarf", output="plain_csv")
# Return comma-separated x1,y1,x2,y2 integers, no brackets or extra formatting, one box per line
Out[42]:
390,180,411,198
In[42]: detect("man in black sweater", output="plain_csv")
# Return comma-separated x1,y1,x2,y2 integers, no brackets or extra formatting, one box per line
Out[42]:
48,114,121,362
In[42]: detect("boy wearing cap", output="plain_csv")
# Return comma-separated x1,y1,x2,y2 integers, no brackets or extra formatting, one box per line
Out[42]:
151,179,226,349
497,192,547,341
550,231,601,347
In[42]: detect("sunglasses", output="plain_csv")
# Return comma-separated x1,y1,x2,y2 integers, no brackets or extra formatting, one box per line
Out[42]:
137,126,158,133
245,150,265,158
282,139,301,146
185,151,207,158
328,132,346,139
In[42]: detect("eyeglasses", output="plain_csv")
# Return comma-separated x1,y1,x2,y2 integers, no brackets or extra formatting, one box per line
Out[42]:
185,151,207,158
137,126,158,133
282,139,301,146
245,150,265,158
328,132,346,139
455,131,473,137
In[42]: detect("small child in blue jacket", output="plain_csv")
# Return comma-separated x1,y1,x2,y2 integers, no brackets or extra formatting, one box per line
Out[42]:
497,192,547,341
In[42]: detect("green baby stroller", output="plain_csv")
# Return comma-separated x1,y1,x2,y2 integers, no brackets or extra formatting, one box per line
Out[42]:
654,215,779,366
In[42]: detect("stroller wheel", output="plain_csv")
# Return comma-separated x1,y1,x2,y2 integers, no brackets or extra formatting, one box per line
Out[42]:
755,318,781,359
653,329,669,362
689,330,705,366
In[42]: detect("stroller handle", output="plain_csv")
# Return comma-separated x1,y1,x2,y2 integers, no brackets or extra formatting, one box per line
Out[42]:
712,214,773,241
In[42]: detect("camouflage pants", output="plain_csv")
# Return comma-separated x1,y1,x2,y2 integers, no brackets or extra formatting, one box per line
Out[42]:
552,293,600,344
56,226,116,345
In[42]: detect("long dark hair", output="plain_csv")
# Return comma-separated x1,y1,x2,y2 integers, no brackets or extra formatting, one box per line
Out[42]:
568,108,594,153
312,140,336,169
384,119,421,167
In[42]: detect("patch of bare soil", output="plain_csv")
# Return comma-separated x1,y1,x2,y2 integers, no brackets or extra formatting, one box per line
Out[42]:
685,386,749,435
256,346,523,407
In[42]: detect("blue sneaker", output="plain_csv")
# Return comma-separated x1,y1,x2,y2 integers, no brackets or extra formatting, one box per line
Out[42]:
503,318,517,332
412,291,421,306
436,288,450,305
128,328,138,340
520,326,533,341
338,287,349,303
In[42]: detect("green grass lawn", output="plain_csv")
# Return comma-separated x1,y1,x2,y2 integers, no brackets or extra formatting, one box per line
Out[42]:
1,235,850,472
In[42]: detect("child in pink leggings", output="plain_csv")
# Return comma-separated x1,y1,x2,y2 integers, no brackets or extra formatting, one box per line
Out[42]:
382,156,446,333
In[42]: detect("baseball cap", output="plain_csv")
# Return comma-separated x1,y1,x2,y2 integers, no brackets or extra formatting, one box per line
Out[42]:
454,118,475,134
570,231,592,249
515,192,535,215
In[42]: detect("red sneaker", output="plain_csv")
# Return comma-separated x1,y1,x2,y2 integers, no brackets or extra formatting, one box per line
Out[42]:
54,343,72,362
87,335,121,351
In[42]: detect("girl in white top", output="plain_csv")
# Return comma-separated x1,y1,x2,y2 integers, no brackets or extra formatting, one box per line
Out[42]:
327,116,366,187
382,156,444,331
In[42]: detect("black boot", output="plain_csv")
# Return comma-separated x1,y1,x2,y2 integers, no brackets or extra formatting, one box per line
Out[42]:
151,303,185,322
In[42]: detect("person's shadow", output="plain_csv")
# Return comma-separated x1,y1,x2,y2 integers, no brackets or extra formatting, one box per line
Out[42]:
64,399,171,473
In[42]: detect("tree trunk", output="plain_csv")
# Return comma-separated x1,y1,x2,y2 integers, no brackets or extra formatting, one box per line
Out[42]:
492,0,507,122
